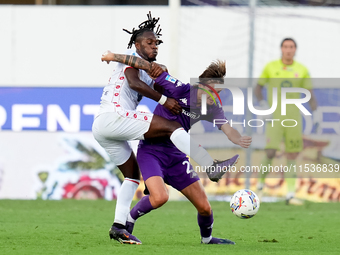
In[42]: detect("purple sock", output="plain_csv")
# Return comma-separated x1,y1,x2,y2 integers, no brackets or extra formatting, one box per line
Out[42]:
197,211,214,238
130,195,155,221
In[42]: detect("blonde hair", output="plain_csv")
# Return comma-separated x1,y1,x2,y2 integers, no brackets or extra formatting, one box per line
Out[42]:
199,60,226,82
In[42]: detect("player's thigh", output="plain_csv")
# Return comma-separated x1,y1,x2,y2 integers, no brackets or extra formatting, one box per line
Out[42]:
93,111,153,141
144,114,182,139
265,122,283,150
163,157,200,192
137,146,165,182
163,156,208,213
93,137,132,166
284,123,303,153
180,181,211,216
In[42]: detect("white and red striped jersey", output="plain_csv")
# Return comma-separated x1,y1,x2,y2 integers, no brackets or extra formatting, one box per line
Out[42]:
98,50,154,115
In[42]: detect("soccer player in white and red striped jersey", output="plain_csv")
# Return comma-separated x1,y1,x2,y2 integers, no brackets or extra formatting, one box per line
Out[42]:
93,12,239,245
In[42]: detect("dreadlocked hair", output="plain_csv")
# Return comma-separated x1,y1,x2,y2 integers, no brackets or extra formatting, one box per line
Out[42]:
123,11,163,49
199,60,226,84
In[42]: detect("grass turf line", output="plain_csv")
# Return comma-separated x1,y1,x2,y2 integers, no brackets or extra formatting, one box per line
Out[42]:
0,200,339,255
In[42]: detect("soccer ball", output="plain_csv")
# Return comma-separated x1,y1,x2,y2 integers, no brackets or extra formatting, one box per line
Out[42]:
230,189,260,219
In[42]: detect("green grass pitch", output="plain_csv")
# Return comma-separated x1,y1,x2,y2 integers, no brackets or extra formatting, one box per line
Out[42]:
0,200,339,255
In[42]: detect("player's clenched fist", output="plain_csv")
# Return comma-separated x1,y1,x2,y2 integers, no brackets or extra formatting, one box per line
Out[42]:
237,136,252,148
101,50,114,64
148,62,165,79
163,97,182,115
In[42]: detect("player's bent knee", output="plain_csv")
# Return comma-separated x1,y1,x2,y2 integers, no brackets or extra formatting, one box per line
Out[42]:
197,203,212,216
151,192,169,208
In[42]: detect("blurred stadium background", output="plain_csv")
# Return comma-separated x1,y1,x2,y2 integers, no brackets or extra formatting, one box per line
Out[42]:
0,0,339,202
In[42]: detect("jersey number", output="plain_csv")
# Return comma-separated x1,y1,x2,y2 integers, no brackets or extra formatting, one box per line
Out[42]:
183,160,196,177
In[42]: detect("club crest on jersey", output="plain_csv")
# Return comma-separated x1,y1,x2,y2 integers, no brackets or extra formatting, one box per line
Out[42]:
180,98,188,105
165,75,177,84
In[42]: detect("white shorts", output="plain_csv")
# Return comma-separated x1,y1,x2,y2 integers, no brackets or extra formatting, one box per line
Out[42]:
92,110,153,165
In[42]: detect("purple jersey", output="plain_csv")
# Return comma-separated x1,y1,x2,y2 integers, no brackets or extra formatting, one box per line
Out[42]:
139,72,227,149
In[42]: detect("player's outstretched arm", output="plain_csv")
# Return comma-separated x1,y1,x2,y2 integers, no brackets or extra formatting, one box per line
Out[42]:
101,51,167,78
221,123,252,148
101,50,152,70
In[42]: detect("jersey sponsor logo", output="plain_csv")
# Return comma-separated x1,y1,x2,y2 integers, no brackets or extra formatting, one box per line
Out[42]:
176,81,183,87
283,66,293,72
182,109,200,119
179,98,188,105
165,75,177,84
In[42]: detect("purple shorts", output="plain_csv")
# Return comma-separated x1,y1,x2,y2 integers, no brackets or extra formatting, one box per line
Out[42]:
137,143,200,191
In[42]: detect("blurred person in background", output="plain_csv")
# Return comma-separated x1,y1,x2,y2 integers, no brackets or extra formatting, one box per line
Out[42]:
255,38,319,205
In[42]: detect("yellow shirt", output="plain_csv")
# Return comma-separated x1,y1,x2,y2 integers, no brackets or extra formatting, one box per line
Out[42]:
258,59,312,118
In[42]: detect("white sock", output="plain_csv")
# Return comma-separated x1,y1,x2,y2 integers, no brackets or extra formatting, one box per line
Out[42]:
127,213,136,223
201,236,212,244
114,178,140,225
170,128,214,167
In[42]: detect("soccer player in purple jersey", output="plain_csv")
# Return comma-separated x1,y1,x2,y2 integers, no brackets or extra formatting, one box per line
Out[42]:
123,60,252,244
98,14,248,245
